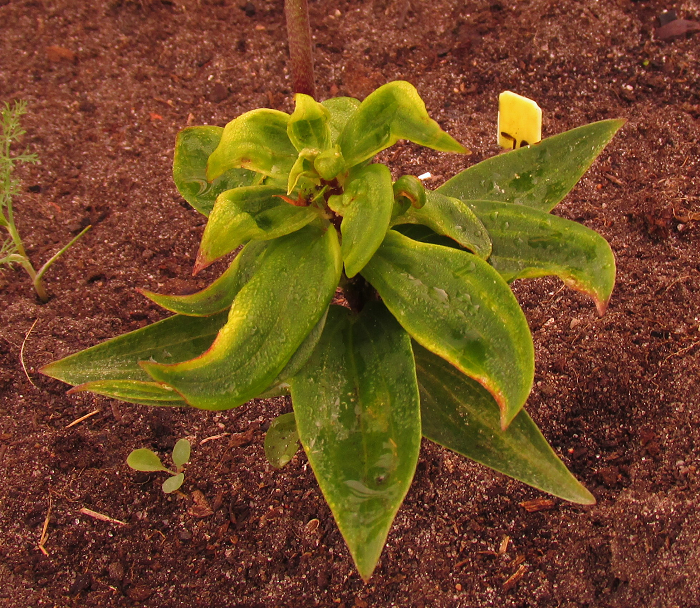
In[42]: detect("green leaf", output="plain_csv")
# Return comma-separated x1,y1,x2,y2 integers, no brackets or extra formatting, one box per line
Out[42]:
162,472,185,493
466,199,616,315
127,448,169,473
361,230,534,429
392,191,492,259
40,312,229,386
392,175,426,210
140,240,269,317
195,185,317,271
437,119,625,212
392,224,461,249
321,97,360,144
173,126,258,217
172,439,191,468
338,81,468,167
287,150,320,195
141,225,342,410
288,94,332,152
206,109,298,181
314,145,346,181
201,305,328,401
291,303,421,582
414,343,594,504
328,164,394,278
263,307,329,392
264,412,300,468
68,380,187,407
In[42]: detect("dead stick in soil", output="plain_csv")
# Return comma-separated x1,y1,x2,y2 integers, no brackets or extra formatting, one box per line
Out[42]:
200,433,230,445
503,564,527,591
20,318,39,389
662,339,700,366
65,408,101,429
79,507,127,526
38,497,52,556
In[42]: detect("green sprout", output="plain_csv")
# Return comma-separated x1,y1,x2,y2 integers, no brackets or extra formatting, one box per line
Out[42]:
42,81,623,581
0,100,90,302
126,438,191,494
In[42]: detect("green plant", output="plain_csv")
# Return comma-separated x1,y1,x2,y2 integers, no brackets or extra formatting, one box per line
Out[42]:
41,81,623,581
126,438,191,493
1,101,90,302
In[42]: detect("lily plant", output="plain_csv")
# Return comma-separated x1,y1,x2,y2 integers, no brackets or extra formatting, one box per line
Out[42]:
42,81,623,581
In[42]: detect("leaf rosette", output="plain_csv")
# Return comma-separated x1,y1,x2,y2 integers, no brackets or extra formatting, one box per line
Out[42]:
42,81,623,581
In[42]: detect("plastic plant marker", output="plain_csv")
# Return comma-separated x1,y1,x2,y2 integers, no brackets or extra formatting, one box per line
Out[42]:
291,304,421,582
497,91,542,150
172,439,191,468
142,225,342,410
127,449,169,473
162,473,185,494
264,412,300,468
361,230,534,429
414,342,594,504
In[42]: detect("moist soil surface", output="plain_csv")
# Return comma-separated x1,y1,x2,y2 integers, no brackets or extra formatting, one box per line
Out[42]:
1,0,700,606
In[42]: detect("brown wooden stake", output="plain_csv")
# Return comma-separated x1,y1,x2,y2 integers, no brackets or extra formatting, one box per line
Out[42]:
284,0,316,97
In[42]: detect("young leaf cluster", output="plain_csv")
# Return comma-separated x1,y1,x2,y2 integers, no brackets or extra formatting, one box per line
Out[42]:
42,81,623,581
127,438,191,494
1,101,91,302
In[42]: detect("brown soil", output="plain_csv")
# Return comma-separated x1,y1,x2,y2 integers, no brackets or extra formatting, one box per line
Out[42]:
1,0,699,606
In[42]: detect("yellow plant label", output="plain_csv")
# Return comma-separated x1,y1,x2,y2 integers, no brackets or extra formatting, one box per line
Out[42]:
497,91,542,150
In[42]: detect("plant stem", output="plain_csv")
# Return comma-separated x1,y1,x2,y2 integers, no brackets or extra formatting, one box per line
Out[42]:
34,225,91,301
284,0,316,97
342,274,378,314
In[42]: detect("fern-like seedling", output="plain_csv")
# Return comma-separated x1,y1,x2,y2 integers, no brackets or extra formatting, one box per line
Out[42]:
126,438,191,493
1,100,90,302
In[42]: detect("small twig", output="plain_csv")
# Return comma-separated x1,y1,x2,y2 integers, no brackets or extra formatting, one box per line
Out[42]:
79,507,127,526
65,408,101,429
519,498,556,512
20,318,39,388
200,432,230,445
38,497,52,556
658,274,692,295
503,564,527,591
662,340,700,366
603,173,623,186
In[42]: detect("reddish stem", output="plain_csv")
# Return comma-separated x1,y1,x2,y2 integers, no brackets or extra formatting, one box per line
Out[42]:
284,0,316,97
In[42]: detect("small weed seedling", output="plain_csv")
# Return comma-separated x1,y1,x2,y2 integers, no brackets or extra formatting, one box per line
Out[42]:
43,81,623,581
127,438,191,494
0,100,90,302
